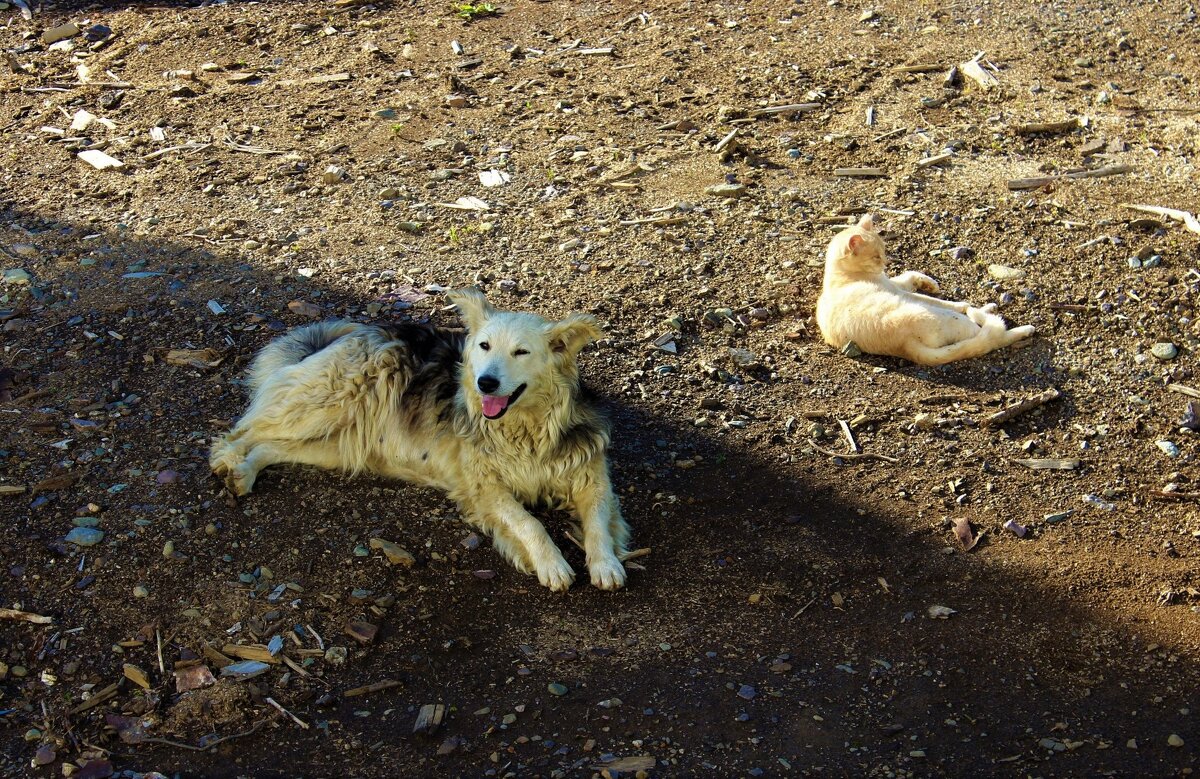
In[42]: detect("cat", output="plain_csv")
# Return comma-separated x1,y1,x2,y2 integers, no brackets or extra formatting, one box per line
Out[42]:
815,214,1034,366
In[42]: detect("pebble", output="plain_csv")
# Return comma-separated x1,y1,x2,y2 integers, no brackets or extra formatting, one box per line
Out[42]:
369,537,416,567
322,165,347,184
72,516,100,528
737,684,756,700
34,744,56,766
353,544,370,557
64,527,104,547
705,182,747,199
840,341,863,358
132,585,149,598
162,540,175,558
547,682,568,696
987,264,1026,281
1151,342,1178,361
24,728,41,742
2,268,33,285
1168,734,1184,747
1157,440,1180,457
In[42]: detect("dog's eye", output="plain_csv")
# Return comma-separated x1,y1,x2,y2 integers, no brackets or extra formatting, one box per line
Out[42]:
479,342,490,351
513,348,529,357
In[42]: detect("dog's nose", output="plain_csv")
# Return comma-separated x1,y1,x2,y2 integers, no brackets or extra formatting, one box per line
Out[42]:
477,375,500,394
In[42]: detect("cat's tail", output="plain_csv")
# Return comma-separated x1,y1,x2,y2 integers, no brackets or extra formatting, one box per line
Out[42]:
906,318,1035,366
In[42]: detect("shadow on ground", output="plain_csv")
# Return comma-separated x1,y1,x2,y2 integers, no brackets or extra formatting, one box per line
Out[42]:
1,208,1195,778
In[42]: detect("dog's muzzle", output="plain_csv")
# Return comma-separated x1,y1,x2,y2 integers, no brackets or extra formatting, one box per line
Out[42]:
480,384,527,420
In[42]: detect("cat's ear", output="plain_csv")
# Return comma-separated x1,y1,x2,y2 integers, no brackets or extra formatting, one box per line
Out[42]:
858,213,876,231
847,234,865,253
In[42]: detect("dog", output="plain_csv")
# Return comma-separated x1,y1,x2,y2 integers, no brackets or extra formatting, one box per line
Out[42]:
815,214,1034,365
209,289,630,591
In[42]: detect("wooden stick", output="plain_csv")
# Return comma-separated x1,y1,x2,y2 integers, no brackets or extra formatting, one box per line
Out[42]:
344,679,404,697
713,128,739,155
837,419,861,453
1008,164,1133,191
791,595,819,619
749,102,822,116
1168,383,1200,399
266,697,309,729
893,63,943,73
1122,203,1200,235
809,441,899,464
1013,119,1079,135
983,387,1062,427
834,167,887,178
0,608,52,624
1148,490,1200,501
69,681,120,715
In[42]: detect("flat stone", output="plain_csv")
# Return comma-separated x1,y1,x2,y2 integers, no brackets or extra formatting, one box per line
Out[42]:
547,682,568,696
344,620,379,644
64,527,104,546
705,182,747,199
369,538,415,567
1151,342,1178,361
987,264,1026,281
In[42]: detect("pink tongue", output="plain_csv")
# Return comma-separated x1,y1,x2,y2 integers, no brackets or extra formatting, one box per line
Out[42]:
481,394,510,417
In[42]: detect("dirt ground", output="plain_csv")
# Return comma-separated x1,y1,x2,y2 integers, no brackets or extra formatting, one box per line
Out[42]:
2,0,1199,776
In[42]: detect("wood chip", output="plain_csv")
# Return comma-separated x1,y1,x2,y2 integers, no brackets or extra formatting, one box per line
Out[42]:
222,643,281,664
413,703,446,734
1013,458,1081,470
69,681,119,715
748,102,823,116
960,52,1000,90
1013,119,1080,135
834,167,886,178
122,663,150,689
77,149,124,170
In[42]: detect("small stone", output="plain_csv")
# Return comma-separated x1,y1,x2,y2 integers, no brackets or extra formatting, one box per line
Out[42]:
132,585,149,598
1168,734,1184,747
705,182,747,199
737,684,756,700
24,728,41,742
598,697,622,708
1151,342,1178,361
547,682,568,696
34,744,56,766
353,544,370,557
987,264,1026,281
322,165,347,184
445,94,468,108
344,621,379,644
1157,440,1180,458
2,268,33,285
64,527,104,547
840,341,863,358
162,540,175,558
369,538,416,567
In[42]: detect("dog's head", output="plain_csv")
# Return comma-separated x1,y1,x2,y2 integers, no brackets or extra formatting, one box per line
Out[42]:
448,288,602,421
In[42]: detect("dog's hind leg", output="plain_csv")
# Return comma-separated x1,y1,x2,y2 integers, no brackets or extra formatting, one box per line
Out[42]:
223,439,344,496
573,469,628,591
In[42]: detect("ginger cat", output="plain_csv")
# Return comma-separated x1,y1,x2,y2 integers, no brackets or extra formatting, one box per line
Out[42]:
815,215,1034,366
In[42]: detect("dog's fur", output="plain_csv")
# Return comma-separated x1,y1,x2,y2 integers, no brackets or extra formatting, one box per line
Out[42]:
209,289,630,591
816,214,1034,365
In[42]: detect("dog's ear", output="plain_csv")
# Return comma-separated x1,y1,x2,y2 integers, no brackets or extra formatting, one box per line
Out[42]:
546,313,602,358
447,287,495,332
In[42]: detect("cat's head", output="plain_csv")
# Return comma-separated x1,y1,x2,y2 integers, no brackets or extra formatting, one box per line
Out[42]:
826,213,886,273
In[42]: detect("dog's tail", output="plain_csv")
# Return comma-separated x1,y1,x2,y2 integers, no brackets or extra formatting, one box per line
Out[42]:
247,321,362,392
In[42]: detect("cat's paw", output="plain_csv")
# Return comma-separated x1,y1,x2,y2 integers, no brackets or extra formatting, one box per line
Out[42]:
1008,324,1035,342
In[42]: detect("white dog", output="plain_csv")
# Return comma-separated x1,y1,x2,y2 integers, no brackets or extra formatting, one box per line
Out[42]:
209,289,631,591
816,214,1034,365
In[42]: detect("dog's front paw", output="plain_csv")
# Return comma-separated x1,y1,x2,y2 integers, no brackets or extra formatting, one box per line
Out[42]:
534,550,576,592
224,463,257,496
588,556,627,591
